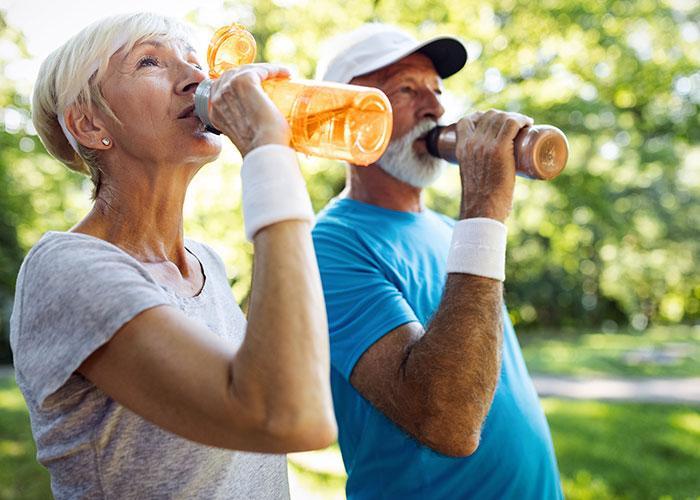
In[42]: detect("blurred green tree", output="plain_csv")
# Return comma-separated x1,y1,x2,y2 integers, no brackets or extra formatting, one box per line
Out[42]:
0,11,89,363
206,0,699,329
0,0,698,365
0,12,33,363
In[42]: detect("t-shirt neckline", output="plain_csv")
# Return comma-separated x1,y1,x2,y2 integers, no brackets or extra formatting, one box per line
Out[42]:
43,230,208,301
334,197,430,220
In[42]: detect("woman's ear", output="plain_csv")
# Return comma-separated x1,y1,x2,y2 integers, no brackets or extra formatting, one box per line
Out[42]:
64,105,112,150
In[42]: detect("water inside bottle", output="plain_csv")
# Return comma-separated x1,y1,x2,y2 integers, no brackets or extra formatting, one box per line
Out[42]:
263,80,392,165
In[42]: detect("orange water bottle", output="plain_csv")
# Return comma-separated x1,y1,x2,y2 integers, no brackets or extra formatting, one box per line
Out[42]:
194,23,393,166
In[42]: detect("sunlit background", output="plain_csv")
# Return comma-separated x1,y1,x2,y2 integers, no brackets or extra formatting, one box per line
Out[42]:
0,0,698,498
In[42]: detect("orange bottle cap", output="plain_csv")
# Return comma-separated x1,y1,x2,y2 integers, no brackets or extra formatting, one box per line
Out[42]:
207,23,257,78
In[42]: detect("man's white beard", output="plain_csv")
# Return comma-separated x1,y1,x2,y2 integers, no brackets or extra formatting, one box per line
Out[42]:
377,119,444,188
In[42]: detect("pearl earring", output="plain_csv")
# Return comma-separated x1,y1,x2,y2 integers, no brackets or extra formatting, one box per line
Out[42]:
101,137,111,146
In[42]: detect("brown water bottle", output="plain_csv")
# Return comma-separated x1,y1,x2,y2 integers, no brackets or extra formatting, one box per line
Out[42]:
425,123,569,180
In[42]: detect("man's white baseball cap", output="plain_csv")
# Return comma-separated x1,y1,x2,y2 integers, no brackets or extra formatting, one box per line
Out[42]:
316,23,468,84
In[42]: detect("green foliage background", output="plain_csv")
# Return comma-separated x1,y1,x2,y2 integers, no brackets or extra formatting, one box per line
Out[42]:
1,0,698,362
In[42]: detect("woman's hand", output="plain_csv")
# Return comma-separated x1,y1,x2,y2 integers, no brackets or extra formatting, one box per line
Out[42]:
207,64,292,156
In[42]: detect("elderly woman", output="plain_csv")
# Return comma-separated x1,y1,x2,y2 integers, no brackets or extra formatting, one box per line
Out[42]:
10,12,336,499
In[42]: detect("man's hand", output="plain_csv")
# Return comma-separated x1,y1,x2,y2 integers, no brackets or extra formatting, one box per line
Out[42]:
455,110,533,222
207,64,292,156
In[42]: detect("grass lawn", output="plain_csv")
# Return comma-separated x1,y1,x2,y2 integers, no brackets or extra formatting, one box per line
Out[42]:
517,325,700,378
289,399,700,500
0,376,51,499
3,372,699,499
2,325,699,499
542,399,700,499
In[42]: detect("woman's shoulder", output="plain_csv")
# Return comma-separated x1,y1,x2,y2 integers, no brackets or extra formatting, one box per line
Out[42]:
16,232,165,305
19,231,144,280
11,231,170,408
26,230,130,259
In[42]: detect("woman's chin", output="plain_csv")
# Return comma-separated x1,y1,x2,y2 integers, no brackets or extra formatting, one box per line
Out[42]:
177,135,222,166
194,130,223,153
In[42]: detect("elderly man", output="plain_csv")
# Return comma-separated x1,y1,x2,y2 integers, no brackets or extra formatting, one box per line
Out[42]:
312,24,563,498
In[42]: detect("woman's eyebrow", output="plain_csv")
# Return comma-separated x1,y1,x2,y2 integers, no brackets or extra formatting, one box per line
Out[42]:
130,40,197,55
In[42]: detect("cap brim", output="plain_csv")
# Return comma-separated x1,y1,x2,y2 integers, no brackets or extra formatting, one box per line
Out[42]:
414,36,468,79
352,35,468,82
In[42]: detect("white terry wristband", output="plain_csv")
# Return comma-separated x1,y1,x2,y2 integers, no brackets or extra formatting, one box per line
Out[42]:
241,144,314,241
446,218,508,281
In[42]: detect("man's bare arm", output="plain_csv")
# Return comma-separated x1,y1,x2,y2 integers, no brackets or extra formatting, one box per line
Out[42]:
350,110,532,457
351,275,502,457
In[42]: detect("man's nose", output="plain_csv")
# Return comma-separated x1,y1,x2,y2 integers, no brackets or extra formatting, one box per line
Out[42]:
418,90,445,122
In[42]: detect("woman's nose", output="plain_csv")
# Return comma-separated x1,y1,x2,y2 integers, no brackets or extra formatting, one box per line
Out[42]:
177,64,207,95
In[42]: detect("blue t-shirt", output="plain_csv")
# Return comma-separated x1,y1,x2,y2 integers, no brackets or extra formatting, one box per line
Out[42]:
312,197,562,499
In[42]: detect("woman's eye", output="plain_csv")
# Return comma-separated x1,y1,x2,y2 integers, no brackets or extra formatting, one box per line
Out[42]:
400,86,415,95
137,56,159,68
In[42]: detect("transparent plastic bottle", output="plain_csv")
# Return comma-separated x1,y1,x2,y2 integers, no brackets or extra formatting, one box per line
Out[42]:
425,123,570,180
194,23,393,166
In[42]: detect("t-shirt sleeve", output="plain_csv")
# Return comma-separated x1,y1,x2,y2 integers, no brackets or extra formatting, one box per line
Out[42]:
11,236,170,406
313,222,419,381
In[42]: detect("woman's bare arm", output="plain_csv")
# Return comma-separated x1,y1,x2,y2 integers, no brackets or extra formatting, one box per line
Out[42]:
79,220,335,453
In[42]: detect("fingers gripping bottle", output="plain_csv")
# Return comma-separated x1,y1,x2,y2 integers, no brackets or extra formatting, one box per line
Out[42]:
425,123,570,180
194,23,393,166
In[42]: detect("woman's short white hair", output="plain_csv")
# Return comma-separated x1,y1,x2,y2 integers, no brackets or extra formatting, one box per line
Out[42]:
32,12,194,197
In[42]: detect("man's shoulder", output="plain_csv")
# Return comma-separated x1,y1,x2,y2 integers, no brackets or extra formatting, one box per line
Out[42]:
313,212,364,258
313,199,364,240
428,209,456,227
313,200,394,270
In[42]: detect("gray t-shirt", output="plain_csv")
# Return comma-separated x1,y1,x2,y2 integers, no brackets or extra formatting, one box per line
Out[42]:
10,231,289,499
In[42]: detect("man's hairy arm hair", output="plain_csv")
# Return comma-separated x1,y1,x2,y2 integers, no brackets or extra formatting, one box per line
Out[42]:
350,273,503,457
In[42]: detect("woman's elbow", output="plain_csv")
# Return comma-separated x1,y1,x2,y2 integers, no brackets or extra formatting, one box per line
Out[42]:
292,414,338,451
263,406,338,452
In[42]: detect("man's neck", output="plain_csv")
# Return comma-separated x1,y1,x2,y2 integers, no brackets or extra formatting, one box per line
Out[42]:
343,163,424,213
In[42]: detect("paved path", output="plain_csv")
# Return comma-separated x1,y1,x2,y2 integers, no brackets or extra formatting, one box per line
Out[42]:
531,374,700,405
1,365,698,404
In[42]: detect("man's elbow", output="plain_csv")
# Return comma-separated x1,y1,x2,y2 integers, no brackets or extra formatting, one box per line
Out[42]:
432,433,481,457
418,419,482,457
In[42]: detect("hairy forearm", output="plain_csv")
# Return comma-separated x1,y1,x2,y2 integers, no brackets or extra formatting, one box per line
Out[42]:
401,274,503,455
230,221,336,448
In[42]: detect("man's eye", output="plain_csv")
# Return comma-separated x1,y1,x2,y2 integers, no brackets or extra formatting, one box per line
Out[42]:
137,56,159,68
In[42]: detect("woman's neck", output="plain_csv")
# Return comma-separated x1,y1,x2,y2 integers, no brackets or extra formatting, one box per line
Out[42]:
72,164,195,268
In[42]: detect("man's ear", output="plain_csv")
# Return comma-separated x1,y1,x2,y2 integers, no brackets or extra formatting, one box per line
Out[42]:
64,105,112,150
